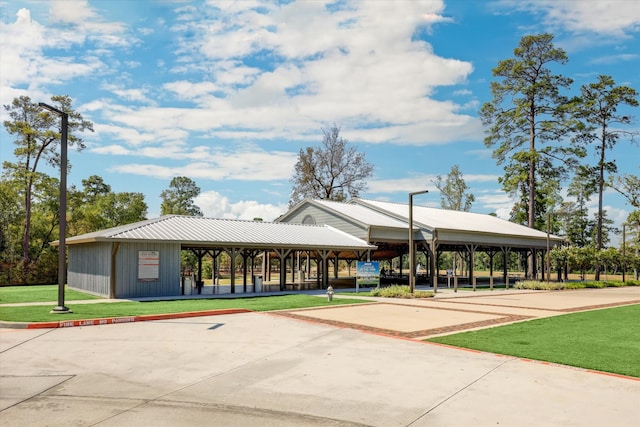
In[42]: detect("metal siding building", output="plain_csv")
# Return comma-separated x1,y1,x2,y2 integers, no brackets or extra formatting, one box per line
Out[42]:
62,198,565,298
68,242,111,296
114,242,181,298
62,215,375,298
279,198,566,286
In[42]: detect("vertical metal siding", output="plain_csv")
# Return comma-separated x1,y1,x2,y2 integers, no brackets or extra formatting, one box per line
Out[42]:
115,242,180,298
285,205,367,238
68,243,111,296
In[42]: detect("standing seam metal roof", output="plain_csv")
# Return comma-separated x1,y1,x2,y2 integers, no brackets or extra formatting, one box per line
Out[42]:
62,215,376,249
310,199,410,228
353,199,563,240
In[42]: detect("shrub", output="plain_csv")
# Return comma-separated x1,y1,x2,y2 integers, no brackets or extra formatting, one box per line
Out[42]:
369,285,434,299
584,281,606,288
515,280,639,290
514,281,566,290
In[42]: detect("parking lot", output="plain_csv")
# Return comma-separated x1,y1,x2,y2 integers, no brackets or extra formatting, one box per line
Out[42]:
1,287,639,426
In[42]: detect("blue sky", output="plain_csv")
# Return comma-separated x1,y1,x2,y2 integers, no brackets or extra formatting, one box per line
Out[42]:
1,0,639,236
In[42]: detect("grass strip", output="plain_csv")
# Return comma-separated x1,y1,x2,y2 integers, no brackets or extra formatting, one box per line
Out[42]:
0,285,99,304
428,304,640,378
0,294,369,323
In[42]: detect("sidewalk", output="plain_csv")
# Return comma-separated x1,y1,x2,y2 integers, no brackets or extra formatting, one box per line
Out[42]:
2,286,639,337
276,286,640,339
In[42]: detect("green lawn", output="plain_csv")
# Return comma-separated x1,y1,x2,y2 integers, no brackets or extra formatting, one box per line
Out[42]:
429,304,640,378
0,293,369,323
0,285,100,304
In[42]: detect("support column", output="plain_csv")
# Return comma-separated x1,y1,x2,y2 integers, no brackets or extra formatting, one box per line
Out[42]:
317,250,332,289
429,240,438,292
501,246,510,285
225,248,237,294
465,244,477,291
190,248,209,294
274,248,292,291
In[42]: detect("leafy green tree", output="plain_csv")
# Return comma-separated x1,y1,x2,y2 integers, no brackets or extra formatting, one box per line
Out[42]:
289,125,373,207
610,173,640,209
595,247,620,278
2,95,93,277
433,165,475,275
0,178,22,284
625,210,640,279
100,192,147,226
69,175,147,235
557,165,598,246
572,75,638,279
480,33,578,231
567,246,595,281
81,175,111,201
550,246,570,281
433,165,475,211
160,176,203,216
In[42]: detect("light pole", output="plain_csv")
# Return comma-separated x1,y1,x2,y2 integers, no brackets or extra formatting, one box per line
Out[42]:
622,223,627,283
39,102,71,314
409,190,429,294
546,211,551,283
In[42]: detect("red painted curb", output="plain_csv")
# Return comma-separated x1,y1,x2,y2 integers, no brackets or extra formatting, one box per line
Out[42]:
24,308,252,329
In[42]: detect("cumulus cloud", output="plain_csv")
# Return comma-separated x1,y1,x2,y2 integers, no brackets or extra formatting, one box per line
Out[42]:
104,143,297,182
0,5,127,108
498,0,640,38
196,190,287,221
161,0,477,146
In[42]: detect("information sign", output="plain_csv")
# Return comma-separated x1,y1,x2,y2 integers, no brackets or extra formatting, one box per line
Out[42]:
138,250,159,281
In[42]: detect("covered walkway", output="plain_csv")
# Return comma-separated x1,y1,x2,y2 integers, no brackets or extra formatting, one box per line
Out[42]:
278,199,566,290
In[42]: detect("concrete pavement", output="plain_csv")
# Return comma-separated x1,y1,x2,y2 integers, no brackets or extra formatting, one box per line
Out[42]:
1,287,639,426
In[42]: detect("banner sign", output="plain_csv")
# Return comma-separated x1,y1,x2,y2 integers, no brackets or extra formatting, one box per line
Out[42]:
356,261,380,287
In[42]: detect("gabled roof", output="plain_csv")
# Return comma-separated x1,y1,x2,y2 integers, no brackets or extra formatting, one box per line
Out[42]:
61,215,376,250
298,199,409,229
353,199,563,241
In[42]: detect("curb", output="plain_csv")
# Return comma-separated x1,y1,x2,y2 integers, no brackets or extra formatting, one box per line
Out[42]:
0,308,253,330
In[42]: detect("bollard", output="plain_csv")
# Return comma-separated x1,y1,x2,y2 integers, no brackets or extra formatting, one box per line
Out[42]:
326,285,334,302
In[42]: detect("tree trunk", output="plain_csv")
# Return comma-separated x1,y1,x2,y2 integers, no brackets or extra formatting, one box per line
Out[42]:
594,125,606,281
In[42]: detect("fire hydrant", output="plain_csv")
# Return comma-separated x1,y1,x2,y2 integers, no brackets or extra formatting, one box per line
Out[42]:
326,285,334,302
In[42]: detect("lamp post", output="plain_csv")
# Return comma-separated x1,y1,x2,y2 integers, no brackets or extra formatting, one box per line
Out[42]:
546,211,551,283
409,190,429,294
39,102,71,314
622,223,627,283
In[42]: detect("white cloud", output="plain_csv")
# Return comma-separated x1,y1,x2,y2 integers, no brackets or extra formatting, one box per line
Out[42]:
49,0,130,47
475,191,516,218
499,0,640,38
196,190,287,221
590,53,639,65
368,175,439,194
105,144,297,182
3,1,480,147
101,83,154,104
158,0,476,146
0,5,126,109
464,174,502,183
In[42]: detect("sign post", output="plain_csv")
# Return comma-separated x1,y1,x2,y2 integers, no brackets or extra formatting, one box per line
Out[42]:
356,261,380,293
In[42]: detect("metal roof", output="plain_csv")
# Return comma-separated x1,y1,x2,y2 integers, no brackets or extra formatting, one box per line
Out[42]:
309,199,409,229
353,199,564,241
62,215,376,250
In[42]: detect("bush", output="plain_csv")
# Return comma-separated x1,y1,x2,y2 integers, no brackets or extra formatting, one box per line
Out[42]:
515,280,639,290
369,285,434,299
515,281,566,290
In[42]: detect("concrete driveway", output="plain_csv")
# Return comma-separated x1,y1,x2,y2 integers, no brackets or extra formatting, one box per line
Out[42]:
1,287,639,426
